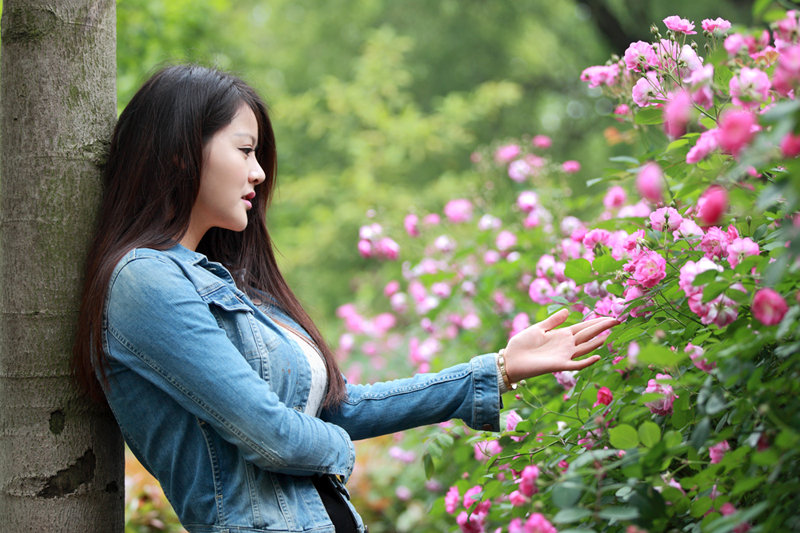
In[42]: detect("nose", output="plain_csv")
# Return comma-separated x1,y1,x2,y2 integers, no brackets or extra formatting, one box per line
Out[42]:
249,159,266,185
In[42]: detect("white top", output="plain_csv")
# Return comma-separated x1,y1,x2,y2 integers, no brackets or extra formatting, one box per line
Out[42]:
274,322,328,416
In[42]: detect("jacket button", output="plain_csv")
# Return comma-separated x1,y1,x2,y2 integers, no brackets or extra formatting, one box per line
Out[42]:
482,424,492,431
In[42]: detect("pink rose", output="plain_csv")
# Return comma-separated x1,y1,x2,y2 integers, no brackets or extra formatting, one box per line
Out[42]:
444,485,460,514
357,239,372,258
603,186,627,209
717,109,757,156
532,134,552,148
649,207,683,232
506,409,522,432
496,230,517,252
686,342,715,373
686,128,719,164
632,71,662,107
473,440,502,461
773,44,800,96
645,373,678,415
625,40,660,72
663,15,697,35
725,33,746,56
678,258,722,297
508,490,528,507
508,159,532,182
726,237,760,267
583,228,612,249
709,440,730,464
444,199,473,223
702,17,731,35
636,162,664,203
697,185,728,225
404,213,419,237
699,226,734,260
730,67,771,109
780,132,800,157
663,89,693,138
376,237,399,260
494,144,520,163
752,288,788,325
517,465,540,497
594,386,613,407
456,511,486,533
625,250,667,288
517,191,539,212
581,64,621,88
562,160,581,173
462,485,483,508
525,513,558,533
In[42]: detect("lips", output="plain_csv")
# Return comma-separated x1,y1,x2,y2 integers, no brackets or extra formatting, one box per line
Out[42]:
242,191,255,209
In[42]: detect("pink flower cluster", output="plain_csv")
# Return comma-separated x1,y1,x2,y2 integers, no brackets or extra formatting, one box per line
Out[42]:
581,12,800,167
358,223,399,260
644,373,678,415
508,514,557,533
678,258,742,328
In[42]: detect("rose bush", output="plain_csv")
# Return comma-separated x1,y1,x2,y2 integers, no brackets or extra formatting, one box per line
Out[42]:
338,9,800,532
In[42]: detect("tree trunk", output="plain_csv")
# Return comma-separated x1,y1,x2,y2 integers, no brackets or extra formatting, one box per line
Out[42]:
0,1,122,531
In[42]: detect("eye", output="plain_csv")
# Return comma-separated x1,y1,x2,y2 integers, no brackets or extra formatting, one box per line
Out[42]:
240,147,255,157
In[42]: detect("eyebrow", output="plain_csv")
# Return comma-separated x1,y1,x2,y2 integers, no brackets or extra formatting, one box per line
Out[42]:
233,133,258,145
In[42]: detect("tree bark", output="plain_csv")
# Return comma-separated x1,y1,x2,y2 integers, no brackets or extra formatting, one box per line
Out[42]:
0,1,122,531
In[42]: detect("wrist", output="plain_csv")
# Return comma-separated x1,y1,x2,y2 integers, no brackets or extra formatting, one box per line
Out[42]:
497,349,517,391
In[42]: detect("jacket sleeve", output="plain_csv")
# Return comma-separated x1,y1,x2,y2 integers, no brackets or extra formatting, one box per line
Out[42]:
103,255,355,479
319,353,503,440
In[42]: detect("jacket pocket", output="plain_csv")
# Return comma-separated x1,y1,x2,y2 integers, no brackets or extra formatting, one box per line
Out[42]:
202,285,278,381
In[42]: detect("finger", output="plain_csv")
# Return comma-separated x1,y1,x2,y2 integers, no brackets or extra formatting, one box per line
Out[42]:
569,316,610,334
574,318,618,345
573,335,607,357
537,308,569,332
567,354,601,370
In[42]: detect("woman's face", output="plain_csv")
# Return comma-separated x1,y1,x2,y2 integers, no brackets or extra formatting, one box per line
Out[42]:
182,104,266,249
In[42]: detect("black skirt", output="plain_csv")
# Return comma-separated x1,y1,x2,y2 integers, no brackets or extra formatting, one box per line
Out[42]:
312,475,359,532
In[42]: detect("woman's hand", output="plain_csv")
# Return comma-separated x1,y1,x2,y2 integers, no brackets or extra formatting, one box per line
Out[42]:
503,309,618,383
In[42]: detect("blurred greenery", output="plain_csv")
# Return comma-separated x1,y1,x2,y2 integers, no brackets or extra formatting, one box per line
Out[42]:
117,0,753,337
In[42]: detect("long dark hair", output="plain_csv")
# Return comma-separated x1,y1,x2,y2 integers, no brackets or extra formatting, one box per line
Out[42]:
72,65,346,409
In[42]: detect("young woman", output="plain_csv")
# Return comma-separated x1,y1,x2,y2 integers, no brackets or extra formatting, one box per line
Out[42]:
72,65,617,533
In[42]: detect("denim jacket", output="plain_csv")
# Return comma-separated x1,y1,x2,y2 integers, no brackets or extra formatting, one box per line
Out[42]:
101,244,502,532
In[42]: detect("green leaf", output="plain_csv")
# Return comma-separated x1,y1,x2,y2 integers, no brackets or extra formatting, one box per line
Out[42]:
691,496,713,518
552,480,585,509
638,344,685,366
702,281,729,303
634,107,663,125
692,269,719,286
607,283,623,297
752,0,772,19
423,453,434,479
690,417,711,450
638,421,661,448
609,155,640,164
671,395,691,429
597,506,639,521
609,424,639,449
704,392,727,415
663,430,682,448
732,475,764,496
714,65,734,89
565,258,594,285
552,508,592,523
593,255,624,275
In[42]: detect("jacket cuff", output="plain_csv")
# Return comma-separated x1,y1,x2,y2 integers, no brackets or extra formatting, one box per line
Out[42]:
468,353,504,432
